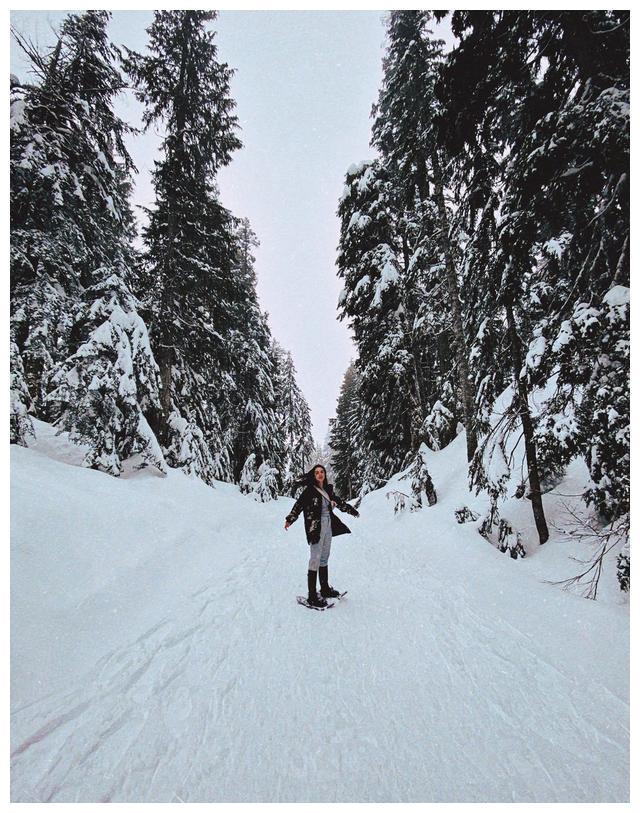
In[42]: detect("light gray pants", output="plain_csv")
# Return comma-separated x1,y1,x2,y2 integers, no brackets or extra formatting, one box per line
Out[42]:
308,513,332,571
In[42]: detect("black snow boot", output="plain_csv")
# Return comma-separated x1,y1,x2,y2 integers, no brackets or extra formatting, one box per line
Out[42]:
307,570,328,607
319,565,340,598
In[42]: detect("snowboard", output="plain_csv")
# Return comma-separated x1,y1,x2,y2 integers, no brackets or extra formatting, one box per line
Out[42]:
296,596,335,611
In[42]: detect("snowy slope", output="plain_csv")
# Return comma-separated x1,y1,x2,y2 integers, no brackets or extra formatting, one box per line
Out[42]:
11,421,629,802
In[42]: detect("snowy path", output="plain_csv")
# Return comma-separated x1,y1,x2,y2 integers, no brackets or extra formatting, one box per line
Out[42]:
10,426,629,802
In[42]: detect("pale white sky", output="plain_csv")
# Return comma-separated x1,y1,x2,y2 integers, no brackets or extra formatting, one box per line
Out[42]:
10,10,454,446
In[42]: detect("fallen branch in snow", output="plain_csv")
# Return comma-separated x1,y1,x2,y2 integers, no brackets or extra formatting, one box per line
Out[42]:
386,489,420,514
546,504,629,599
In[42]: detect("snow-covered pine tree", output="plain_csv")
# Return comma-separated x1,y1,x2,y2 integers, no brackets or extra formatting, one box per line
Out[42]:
223,219,283,487
10,11,167,479
328,362,365,499
10,67,69,415
438,26,513,442
617,540,630,593
10,336,34,446
10,11,136,423
238,454,278,502
481,12,625,548
270,341,292,492
47,272,166,475
441,11,628,557
401,442,437,509
458,196,510,445
228,308,280,483
272,341,315,492
254,460,279,502
422,396,456,452
546,286,630,522
371,10,477,462
44,106,163,476
336,160,416,484
309,440,334,483
123,11,242,485
437,11,552,544
499,12,630,527
239,452,257,495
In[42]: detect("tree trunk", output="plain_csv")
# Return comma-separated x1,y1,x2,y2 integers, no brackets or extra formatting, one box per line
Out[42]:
505,299,549,544
431,149,477,461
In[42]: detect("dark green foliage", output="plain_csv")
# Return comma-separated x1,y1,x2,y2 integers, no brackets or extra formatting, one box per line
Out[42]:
10,11,137,422
333,10,628,578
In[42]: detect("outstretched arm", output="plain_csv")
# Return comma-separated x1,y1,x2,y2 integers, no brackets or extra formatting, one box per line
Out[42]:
329,485,359,517
285,489,308,527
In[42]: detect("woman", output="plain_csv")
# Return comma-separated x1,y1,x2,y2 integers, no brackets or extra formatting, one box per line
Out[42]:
284,463,359,607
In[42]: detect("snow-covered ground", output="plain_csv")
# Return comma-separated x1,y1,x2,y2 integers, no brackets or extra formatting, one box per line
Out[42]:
10,421,629,802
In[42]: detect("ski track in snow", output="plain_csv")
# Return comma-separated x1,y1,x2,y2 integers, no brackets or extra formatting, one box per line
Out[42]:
10,425,629,802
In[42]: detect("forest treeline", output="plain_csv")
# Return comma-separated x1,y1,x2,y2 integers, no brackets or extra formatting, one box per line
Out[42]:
328,11,629,588
10,10,316,499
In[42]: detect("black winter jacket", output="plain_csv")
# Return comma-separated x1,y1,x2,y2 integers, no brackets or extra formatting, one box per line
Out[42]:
285,482,359,545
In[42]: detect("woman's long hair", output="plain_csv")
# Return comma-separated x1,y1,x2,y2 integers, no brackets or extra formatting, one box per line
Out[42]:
291,463,331,493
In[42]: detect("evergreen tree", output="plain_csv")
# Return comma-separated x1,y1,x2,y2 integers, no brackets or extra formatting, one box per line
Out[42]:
227,305,280,482
328,362,365,499
458,196,510,443
239,452,257,495
272,341,315,492
223,220,283,485
336,160,416,484
371,10,478,461
422,397,455,451
441,10,629,546
333,12,483,494
47,273,166,475
617,540,630,593
11,11,136,421
511,13,629,523
437,12,548,544
543,285,630,522
254,461,279,502
10,336,34,446
10,11,164,477
123,11,242,484
401,442,437,509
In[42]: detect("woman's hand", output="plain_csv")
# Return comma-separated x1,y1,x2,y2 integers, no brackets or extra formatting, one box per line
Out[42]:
284,521,291,530
331,500,337,508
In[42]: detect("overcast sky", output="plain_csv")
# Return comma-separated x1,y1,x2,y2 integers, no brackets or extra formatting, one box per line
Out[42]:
10,10,453,447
